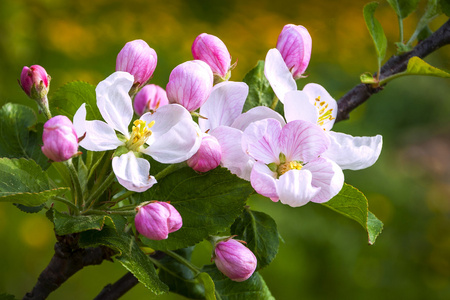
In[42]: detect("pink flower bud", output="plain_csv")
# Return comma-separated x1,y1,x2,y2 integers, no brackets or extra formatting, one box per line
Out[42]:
41,115,78,162
135,201,182,240
192,33,231,79
133,84,169,116
166,60,213,112
116,39,157,87
276,24,312,79
214,238,257,282
187,134,222,172
20,65,50,100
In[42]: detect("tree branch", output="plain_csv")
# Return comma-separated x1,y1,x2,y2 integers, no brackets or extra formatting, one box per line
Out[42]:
23,234,115,300
336,18,450,122
93,272,139,300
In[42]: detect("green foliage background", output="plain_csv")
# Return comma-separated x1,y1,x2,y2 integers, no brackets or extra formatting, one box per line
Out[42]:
0,0,450,299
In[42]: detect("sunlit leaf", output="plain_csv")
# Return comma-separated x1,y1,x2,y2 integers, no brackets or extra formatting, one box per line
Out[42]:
387,0,420,19
363,2,388,68
197,272,216,300
406,56,450,78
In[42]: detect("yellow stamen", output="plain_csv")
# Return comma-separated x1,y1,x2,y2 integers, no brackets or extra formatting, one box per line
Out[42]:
277,160,303,176
127,120,155,151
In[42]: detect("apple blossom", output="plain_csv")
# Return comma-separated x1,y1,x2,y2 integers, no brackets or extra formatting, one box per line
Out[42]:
135,201,182,240
187,134,222,172
41,115,78,162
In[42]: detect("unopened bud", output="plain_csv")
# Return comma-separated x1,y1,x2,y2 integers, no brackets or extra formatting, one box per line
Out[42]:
116,39,157,89
213,238,257,282
20,65,50,100
276,24,312,79
166,60,213,112
187,134,222,172
134,84,169,116
41,115,78,162
192,33,232,81
135,201,182,240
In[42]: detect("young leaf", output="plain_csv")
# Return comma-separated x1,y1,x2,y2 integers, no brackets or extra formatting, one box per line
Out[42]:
322,183,383,245
197,272,216,300
50,81,101,121
46,208,127,235
79,227,169,295
363,2,388,69
137,167,254,251
14,203,45,214
387,0,420,19
231,208,279,270
242,61,275,112
202,265,275,300
406,56,450,78
0,103,50,170
0,158,68,207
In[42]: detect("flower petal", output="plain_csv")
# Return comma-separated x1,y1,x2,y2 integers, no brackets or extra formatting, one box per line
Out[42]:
242,118,283,164
264,48,297,103
250,161,278,200
279,120,329,162
231,106,286,131
199,81,249,131
112,152,157,192
283,90,318,124
302,83,337,131
210,126,254,180
303,157,344,203
141,104,201,163
73,103,87,138
277,169,320,207
322,131,383,170
96,71,134,137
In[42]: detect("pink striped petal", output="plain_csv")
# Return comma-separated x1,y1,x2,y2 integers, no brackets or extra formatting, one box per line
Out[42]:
250,161,278,200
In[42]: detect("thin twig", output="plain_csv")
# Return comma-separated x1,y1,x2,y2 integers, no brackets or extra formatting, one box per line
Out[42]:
93,272,139,300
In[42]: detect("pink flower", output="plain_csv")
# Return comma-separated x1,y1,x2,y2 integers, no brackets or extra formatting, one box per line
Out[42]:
20,65,50,99
187,134,222,172
135,201,182,240
133,84,169,116
276,24,312,79
41,115,78,162
116,40,157,87
214,238,257,282
166,60,213,112
192,33,231,79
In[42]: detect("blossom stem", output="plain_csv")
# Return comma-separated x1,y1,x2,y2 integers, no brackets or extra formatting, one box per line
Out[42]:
83,172,116,212
38,96,52,120
65,158,83,210
53,196,80,215
270,95,279,110
154,162,187,181
162,250,200,275
112,190,135,204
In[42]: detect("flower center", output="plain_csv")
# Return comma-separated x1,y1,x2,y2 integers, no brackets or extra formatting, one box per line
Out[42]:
126,119,155,151
314,96,335,129
268,154,303,177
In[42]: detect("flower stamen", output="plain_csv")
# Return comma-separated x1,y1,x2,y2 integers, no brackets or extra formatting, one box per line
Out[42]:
126,120,155,151
314,96,335,129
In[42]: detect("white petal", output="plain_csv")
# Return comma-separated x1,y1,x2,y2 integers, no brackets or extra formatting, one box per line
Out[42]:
80,120,123,151
302,83,337,131
231,106,286,131
96,71,134,138
264,48,297,103
210,126,254,180
112,152,157,192
250,162,278,200
73,103,87,138
283,90,318,124
199,81,249,131
303,157,344,203
141,104,202,163
277,169,320,207
322,131,383,170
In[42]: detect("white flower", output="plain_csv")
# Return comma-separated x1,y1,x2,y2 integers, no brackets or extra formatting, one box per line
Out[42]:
74,71,201,192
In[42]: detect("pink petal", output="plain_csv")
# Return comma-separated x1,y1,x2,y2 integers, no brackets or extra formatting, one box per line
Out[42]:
277,169,319,207
231,106,286,131
250,162,278,200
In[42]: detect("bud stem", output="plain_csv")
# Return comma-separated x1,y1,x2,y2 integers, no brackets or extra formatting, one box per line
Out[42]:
38,95,52,120
83,172,116,212
162,250,200,275
65,158,83,212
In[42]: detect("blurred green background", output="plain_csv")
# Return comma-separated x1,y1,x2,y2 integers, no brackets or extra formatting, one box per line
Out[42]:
1,0,450,299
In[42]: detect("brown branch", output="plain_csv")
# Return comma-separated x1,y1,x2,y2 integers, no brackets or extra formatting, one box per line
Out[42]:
336,18,450,122
23,234,115,300
93,272,139,300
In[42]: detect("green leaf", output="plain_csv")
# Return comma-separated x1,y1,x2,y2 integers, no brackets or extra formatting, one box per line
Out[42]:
0,103,50,170
79,227,168,295
363,2,388,68
50,81,101,121
394,42,413,53
231,208,279,270
360,73,378,84
417,25,433,41
0,158,68,207
203,265,275,300
442,0,450,16
197,272,216,300
14,203,45,214
46,208,127,235
137,167,254,250
0,293,19,300
322,183,383,245
242,61,276,112
406,56,450,78
387,0,420,19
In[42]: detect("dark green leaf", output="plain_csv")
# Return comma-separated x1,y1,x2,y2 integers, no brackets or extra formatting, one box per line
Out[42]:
441,0,450,16
137,167,254,250
50,81,101,121
0,103,50,170
79,227,168,295
363,2,388,67
231,209,279,270
0,293,19,300
14,203,45,213
322,183,383,245
203,265,275,300
242,61,275,112
46,208,127,235
387,0,420,19
417,25,433,41
0,158,68,207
